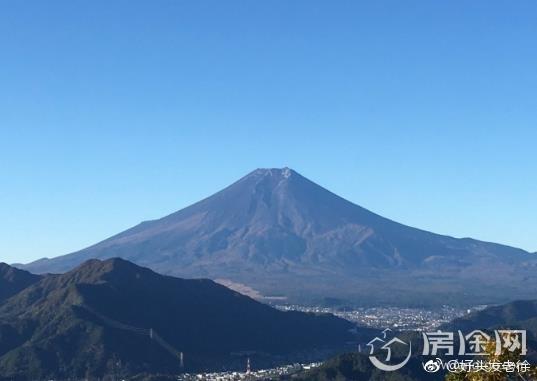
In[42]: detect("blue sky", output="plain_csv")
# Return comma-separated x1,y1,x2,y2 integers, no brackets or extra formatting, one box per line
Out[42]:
1,1,536,264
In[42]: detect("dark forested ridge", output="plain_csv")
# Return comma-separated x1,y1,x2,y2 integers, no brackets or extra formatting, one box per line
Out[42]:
442,299,537,338
0,263,41,302
291,352,442,381
0,258,360,380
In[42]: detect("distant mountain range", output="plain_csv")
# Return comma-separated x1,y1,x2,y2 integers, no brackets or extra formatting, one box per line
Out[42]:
0,259,359,380
19,168,537,306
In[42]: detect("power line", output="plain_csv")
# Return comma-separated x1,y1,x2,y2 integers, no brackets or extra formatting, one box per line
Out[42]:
79,305,184,368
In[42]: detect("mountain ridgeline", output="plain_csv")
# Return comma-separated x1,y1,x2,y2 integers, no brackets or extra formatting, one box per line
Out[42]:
20,168,537,306
0,263,41,303
0,259,359,380
442,299,537,337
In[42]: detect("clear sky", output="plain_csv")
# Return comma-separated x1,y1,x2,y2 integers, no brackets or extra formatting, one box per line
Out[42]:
1,1,536,264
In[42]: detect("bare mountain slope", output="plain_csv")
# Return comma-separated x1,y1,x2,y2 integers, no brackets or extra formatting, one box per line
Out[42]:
21,168,537,306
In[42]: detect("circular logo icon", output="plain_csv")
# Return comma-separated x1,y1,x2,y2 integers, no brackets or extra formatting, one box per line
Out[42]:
423,358,443,373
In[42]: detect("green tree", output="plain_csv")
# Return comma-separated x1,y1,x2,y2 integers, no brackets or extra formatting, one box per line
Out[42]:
445,333,536,381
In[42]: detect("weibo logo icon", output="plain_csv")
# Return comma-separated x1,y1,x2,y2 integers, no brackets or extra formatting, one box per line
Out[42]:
423,358,443,373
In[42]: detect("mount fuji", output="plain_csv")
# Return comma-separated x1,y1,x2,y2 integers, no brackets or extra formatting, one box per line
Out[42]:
20,168,537,306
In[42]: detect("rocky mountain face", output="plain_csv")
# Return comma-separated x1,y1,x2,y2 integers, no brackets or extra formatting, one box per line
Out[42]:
0,258,357,380
20,168,537,306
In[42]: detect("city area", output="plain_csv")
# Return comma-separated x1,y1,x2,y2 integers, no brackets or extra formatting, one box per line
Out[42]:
274,304,488,331
177,362,321,380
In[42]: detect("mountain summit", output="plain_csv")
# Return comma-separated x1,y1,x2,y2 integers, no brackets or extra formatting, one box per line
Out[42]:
21,168,537,306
